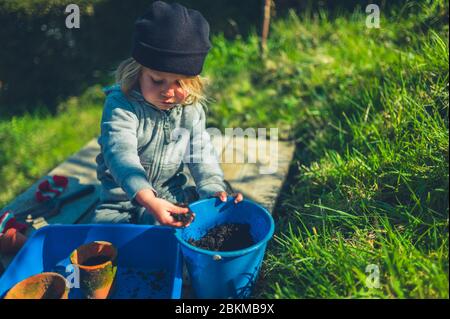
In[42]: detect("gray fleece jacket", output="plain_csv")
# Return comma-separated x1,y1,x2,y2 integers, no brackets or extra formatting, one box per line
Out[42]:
95,84,226,204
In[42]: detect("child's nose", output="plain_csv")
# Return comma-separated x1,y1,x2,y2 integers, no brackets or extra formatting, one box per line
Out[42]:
161,82,179,97
162,89,175,98
162,83,186,100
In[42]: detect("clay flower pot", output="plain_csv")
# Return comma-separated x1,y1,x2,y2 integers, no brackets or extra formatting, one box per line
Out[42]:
0,228,27,255
4,272,69,299
70,241,117,299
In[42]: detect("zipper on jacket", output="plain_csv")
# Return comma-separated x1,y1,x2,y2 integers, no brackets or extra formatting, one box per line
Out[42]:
149,120,163,186
136,94,178,187
153,112,171,185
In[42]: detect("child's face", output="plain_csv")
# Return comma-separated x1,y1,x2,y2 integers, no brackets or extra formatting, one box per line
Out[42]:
139,67,189,110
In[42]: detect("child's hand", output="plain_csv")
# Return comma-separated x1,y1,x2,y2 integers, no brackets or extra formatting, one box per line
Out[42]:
135,189,192,227
148,198,193,227
213,191,244,204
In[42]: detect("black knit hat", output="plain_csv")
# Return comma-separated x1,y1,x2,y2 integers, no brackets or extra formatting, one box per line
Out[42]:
131,1,212,76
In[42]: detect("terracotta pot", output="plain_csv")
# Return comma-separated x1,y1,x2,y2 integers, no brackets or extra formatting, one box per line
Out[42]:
0,228,27,255
70,241,117,299
4,272,69,299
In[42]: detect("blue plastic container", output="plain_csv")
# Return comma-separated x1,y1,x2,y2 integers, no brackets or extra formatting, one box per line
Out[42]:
0,224,183,299
175,197,275,299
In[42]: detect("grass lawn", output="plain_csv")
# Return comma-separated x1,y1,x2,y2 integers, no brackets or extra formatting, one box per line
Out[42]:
0,0,448,298
247,3,448,298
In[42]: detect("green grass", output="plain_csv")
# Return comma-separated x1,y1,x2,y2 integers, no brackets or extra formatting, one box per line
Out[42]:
0,0,448,298
233,3,448,298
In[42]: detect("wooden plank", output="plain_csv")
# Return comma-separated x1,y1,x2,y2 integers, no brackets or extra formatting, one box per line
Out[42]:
219,136,294,212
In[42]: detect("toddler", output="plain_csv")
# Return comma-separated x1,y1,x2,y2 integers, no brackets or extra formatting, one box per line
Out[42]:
92,1,243,227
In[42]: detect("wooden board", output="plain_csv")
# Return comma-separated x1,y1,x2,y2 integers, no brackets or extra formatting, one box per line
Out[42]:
217,136,294,212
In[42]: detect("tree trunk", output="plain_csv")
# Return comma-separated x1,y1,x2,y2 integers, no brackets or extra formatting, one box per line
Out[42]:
261,0,273,57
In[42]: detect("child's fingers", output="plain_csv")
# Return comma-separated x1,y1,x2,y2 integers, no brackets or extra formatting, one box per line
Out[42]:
233,192,243,203
181,213,195,228
176,213,195,227
170,212,194,227
214,191,228,202
170,204,194,225
159,215,187,228
170,204,190,214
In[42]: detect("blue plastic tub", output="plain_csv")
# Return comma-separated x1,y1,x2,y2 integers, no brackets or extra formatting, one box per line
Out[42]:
0,224,183,299
175,197,275,299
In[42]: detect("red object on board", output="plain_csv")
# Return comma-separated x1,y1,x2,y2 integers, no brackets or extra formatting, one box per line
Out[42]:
35,175,68,202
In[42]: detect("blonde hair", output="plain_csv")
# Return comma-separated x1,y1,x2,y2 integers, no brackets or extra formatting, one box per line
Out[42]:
115,57,208,106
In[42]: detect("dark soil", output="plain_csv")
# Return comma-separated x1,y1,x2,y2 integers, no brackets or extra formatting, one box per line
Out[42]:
188,223,255,251
113,268,168,298
171,203,194,224
82,255,111,266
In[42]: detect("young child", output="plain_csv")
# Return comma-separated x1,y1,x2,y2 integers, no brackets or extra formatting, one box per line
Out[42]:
92,1,243,227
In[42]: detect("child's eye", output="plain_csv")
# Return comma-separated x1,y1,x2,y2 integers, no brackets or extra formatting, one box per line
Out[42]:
151,77,164,85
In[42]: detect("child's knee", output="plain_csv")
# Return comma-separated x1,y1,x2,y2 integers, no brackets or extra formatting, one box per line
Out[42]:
136,209,158,225
90,202,134,224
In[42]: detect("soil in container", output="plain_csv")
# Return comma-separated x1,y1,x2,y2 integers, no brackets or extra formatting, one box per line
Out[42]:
188,223,255,251
111,268,169,299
